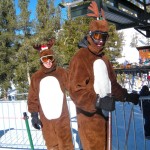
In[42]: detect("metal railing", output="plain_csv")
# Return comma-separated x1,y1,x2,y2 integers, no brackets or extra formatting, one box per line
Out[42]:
0,98,82,150
112,101,150,150
0,100,46,149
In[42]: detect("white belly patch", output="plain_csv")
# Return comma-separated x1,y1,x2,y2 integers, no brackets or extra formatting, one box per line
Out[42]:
93,59,111,98
39,76,63,120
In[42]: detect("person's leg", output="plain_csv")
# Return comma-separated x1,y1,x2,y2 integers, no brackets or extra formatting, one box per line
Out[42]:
77,113,107,150
55,114,74,150
41,119,58,149
47,145,59,150
143,102,150,137
144,116,150,137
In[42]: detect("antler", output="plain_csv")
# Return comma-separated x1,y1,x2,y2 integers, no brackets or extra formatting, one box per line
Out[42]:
101,8,105,20
33,44,41,51
87,1,100,18
33,38,55,52
47,38,55,49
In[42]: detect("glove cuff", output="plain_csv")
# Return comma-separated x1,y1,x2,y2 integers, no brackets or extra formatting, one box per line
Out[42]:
31,112,38,118
124,92,129,102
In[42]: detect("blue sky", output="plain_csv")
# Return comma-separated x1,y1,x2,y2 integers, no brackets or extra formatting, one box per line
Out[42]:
14,0,68,21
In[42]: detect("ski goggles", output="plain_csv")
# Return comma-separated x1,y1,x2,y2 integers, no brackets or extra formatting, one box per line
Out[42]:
40,55,54,63
89,31,109,42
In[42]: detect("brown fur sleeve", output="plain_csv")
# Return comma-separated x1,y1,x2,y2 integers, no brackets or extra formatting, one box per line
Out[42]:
27,73,40,113
57,67,69,91
68,55,97,113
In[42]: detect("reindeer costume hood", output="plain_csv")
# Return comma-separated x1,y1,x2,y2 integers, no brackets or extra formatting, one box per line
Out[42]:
78,1,109,55
33,39,57,73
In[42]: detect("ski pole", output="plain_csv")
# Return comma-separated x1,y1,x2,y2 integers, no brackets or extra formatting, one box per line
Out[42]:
23,112,34,150
107,111,112,150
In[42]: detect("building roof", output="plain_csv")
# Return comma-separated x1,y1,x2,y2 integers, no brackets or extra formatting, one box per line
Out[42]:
136,45,150,50
70,0,150,37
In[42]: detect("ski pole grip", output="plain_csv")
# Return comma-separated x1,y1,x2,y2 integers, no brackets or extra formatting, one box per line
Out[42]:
23,112,29,120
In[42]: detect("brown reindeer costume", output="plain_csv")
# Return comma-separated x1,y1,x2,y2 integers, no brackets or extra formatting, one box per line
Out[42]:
68,1,139,150
28,39,74,150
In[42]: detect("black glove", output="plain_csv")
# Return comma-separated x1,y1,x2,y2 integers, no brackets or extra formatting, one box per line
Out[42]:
125,93,139,105
95,94,115,111
31,112,42,130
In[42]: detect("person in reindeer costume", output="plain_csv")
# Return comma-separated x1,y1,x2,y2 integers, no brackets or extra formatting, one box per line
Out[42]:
28,39,74,150
68,1,139,150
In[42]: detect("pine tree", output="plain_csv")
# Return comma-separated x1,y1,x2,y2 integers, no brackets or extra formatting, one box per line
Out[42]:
14,0,39,93
130,33,138,47
0,0,18,99
33,0,61,44
105,23,124,62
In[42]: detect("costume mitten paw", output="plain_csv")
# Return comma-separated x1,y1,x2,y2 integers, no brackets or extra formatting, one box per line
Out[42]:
95,94,115,111
125,93,139,105
31,112,42,130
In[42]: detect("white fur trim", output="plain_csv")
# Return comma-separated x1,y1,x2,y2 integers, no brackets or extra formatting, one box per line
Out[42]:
41,46,48,50
93,59,111,97
39,76,63,120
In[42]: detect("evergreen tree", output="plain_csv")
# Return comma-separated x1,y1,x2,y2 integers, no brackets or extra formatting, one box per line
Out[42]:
14,0,38,93
33,0,61,44
105,23,124,62
0,0,17,99
130,33,138,47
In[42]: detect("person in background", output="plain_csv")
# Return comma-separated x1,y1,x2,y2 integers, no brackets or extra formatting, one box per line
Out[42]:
28,39,74,150
147,72,150,88
139,85,150,139
68,1,139,149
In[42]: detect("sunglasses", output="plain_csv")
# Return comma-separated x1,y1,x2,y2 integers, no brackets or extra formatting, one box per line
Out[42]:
40,55,54,63
89,31,109,41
